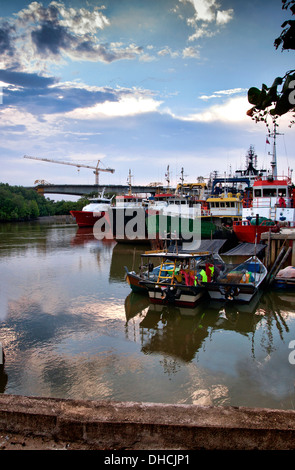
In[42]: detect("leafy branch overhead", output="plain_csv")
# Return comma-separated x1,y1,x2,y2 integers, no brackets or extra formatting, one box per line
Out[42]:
247,0,295,127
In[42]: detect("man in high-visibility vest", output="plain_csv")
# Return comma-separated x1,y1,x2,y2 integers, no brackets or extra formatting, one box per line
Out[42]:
206,263,214,282
200,269,207,282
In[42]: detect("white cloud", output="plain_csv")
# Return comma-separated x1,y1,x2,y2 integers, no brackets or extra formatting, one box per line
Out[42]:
180,0,234,40
216,9,234,25
66,93,163,119
16,1,110,33
158,47,179,58
54,2,110,34
182,45,201,59
174,96,250,123
188,0,215,22
0,1,144,72
199,88,247,100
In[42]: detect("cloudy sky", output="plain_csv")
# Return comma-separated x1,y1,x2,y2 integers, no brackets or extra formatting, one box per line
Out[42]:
0,0,294,192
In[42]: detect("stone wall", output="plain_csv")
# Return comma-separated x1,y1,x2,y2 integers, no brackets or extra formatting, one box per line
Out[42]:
0,394,295,450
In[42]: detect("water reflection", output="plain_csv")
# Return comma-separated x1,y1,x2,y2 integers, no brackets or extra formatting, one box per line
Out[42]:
124,290,295,363
125,294,266,362
0,359,7,393
1,222,295,408
110,242,150,283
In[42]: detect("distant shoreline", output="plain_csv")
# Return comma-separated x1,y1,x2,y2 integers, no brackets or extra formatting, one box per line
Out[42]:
37,214,75,224
0,214,76,224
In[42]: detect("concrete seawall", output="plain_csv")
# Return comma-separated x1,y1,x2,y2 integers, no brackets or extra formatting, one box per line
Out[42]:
1,394,295,450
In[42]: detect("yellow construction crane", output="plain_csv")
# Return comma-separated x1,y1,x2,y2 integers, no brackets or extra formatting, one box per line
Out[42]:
24,155,115,184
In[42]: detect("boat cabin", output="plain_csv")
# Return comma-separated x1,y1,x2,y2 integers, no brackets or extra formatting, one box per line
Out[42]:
243,178,295,224
115,194,149,208
82,196,113,212
206,193,243,219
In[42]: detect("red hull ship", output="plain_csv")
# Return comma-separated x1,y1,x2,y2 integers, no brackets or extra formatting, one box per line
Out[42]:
233,219,279,243
70,210,106,228
70,191,113,228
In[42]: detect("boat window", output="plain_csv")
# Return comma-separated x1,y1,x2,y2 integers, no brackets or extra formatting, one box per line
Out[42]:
220,202,225,207
279,188,286,196
231,202,235,207
263,188,277,197
254,189,261,197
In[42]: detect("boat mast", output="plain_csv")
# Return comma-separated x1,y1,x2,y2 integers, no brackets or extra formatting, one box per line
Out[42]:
165,165,170,191
180,167,184,186
268,122,283,179
127,169,133,195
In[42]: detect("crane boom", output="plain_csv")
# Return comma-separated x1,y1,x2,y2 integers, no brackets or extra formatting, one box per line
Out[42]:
24,155,115,184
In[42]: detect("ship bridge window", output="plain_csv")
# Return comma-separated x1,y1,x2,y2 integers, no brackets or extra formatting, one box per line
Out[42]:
263,188,277,197
254,189,262,197
279,188,287,196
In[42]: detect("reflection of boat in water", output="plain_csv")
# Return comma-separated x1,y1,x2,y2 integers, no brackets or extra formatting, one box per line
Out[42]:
124,288,291,368
0,349,7,394
139,303,210,362
71,227,116,249
71,227,96,245
274,291,295,310
208,287,264,315
109,242,150,283
204,256,267,303
207,291,265,331
137,298,265,363
124,292,150,322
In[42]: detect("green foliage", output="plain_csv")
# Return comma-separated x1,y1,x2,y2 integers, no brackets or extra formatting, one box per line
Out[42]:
0,183,89,222
247,0,295,127
274,0,295,50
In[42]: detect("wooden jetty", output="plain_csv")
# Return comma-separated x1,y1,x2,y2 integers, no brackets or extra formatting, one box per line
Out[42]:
260,229,295,286
260,229,295,268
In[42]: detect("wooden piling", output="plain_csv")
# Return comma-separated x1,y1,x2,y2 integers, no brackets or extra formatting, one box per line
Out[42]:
261,230,295,270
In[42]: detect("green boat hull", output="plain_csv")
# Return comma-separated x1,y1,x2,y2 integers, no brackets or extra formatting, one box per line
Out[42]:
145,214,218,239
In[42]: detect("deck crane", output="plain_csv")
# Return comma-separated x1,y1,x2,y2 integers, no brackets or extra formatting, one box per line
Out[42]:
23,155,115,184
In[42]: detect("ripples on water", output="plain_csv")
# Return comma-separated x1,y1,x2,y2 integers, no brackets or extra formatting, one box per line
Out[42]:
1,221,295,409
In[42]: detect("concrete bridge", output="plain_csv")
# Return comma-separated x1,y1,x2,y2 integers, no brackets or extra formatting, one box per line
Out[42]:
29,184,171,197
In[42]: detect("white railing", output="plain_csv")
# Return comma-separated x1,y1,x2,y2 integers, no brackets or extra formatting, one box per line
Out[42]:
252,197,293,209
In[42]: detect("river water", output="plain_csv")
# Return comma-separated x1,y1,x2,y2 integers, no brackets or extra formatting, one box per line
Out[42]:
1,221,295,410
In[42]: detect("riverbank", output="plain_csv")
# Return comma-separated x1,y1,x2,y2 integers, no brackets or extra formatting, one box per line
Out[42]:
1,394,295,450
37,214,75,224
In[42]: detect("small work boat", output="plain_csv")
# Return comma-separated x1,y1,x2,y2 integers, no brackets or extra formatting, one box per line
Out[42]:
135,250,225,307
125,263,163,294
204,255,267,303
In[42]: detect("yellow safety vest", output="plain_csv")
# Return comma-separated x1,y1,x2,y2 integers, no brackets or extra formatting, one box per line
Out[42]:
200,269,207,282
